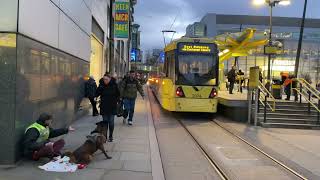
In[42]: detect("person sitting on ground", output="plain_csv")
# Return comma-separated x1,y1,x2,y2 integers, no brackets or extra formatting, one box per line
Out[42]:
23,113,75,161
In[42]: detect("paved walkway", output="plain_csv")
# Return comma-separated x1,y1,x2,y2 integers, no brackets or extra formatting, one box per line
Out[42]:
0,95,164,180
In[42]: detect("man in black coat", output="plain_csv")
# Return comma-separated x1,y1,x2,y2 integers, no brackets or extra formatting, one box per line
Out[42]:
23,113,74,160
96,73,120,142
227,66,236,94
85,76,99,116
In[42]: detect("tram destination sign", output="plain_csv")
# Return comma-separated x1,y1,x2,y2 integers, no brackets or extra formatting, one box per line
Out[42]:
178,43,215,54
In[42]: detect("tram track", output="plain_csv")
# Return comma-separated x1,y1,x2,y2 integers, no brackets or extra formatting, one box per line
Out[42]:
211,120,308,180
175,115,308,180
176,118,229,180
149,87,308,179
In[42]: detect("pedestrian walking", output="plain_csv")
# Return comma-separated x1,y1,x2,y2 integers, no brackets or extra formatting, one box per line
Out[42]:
227,66,236,94
237,69,245,93
292,76,298,101
96,73,120,142
85,76,99,116
119,70,145,125
23,113,75,161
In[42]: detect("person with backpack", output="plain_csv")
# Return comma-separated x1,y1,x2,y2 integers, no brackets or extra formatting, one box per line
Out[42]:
85,76,99,116
227,66,236,94
119,70,145,125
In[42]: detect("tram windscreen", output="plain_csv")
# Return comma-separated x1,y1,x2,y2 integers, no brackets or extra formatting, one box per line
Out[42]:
176,54,217,86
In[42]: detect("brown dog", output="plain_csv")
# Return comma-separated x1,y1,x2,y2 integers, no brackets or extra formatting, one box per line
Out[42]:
65,122,112,164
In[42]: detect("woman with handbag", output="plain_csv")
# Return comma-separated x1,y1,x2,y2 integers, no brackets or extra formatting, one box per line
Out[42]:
96,73,120,142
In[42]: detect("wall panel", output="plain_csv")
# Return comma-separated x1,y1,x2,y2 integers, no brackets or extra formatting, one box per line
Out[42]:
0,0,18,32
19,0,59,48
59,13,90,61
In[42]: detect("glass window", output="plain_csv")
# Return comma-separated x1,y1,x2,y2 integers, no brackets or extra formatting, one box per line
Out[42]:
176,54,217,86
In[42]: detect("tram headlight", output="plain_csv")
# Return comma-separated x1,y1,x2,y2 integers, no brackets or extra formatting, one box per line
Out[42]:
209,88,217,98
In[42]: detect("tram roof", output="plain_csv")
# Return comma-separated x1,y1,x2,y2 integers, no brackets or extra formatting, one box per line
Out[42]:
164,37,215,52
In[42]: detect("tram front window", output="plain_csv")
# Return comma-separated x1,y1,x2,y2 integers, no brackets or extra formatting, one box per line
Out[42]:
177,54,217,86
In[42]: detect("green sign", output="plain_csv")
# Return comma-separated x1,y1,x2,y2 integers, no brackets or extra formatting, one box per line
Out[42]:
114,1,129,39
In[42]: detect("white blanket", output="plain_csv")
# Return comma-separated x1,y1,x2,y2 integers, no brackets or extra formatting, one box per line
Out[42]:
38,156,78,172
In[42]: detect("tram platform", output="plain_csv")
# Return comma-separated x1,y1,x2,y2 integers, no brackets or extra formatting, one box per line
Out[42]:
0,95,164,180
218,90,249,122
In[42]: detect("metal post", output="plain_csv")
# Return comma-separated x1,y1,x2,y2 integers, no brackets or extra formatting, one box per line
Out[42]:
248,90,252,124
300,83,302,104
264,94,267,123
318,99,320,124
254,89,259,126
308,91,311,114
266,5,273,92
294,0,308,77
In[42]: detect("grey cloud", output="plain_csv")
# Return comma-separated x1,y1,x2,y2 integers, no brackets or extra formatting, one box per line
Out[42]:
135,0,320,52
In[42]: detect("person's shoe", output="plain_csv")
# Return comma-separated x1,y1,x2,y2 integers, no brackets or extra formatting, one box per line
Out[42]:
123,118,126,124
128,121,133,126
93,113,99,116
108,137,113,142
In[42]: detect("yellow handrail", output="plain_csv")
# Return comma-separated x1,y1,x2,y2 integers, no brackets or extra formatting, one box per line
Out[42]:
258,82,276,112
292,78,320,113
297,78,320,99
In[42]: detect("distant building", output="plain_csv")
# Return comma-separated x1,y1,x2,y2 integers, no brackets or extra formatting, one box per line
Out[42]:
186,22,207,37
188,13,320,84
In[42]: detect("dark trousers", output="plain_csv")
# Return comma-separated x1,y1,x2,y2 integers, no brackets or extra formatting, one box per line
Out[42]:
102,115,115,138
89,97,98,115
123,98,136,122
229,81,235,94
285,86,291,100
33,139,65,160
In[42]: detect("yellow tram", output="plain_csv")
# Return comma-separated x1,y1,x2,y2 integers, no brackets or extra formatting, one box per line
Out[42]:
151,37,219,113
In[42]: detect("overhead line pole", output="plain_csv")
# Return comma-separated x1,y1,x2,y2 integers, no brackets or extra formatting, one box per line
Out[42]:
294,0,308,78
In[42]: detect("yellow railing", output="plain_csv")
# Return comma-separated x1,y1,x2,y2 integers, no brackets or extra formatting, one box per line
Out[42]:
258,82,276,112
292,78,320,112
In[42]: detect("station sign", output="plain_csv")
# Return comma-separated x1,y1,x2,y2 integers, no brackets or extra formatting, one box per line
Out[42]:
114,0,129,39
178,43,215,54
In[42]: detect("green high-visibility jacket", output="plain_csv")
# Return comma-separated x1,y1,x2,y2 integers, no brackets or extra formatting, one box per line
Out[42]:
25,122,50,143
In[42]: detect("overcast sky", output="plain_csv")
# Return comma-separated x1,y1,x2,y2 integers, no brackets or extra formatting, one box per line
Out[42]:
134,0,320,52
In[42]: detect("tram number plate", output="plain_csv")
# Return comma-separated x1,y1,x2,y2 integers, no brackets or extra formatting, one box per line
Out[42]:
192,94,201,98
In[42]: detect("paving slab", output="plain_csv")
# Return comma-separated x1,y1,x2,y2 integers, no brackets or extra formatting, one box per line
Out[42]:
102,170,152,180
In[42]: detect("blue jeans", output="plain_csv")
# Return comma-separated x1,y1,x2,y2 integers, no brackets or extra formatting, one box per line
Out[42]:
123,98,136,122
102,115,115,138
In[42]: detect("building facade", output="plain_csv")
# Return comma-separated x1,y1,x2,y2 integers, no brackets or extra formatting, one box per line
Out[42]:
188,14,320,85
0,0,122,165
186,22,207,38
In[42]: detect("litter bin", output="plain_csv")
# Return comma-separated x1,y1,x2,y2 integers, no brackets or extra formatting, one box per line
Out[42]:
272,79,282,99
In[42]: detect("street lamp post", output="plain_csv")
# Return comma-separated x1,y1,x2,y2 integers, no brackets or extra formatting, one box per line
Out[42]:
252,0,291,91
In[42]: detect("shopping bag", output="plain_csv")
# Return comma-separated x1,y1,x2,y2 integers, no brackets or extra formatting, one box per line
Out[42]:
116,100,124,117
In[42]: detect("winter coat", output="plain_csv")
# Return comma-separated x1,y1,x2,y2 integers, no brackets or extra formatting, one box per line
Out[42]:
119,77,144,99
227,69,236,83
23,119,69,158
85,78,97,98
96,79,120,115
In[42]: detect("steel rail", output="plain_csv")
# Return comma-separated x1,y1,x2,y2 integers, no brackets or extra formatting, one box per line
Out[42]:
212,120,308,180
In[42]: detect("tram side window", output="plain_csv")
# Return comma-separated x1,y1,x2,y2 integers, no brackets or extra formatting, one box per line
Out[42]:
168,55,175,80
164,56,169,77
